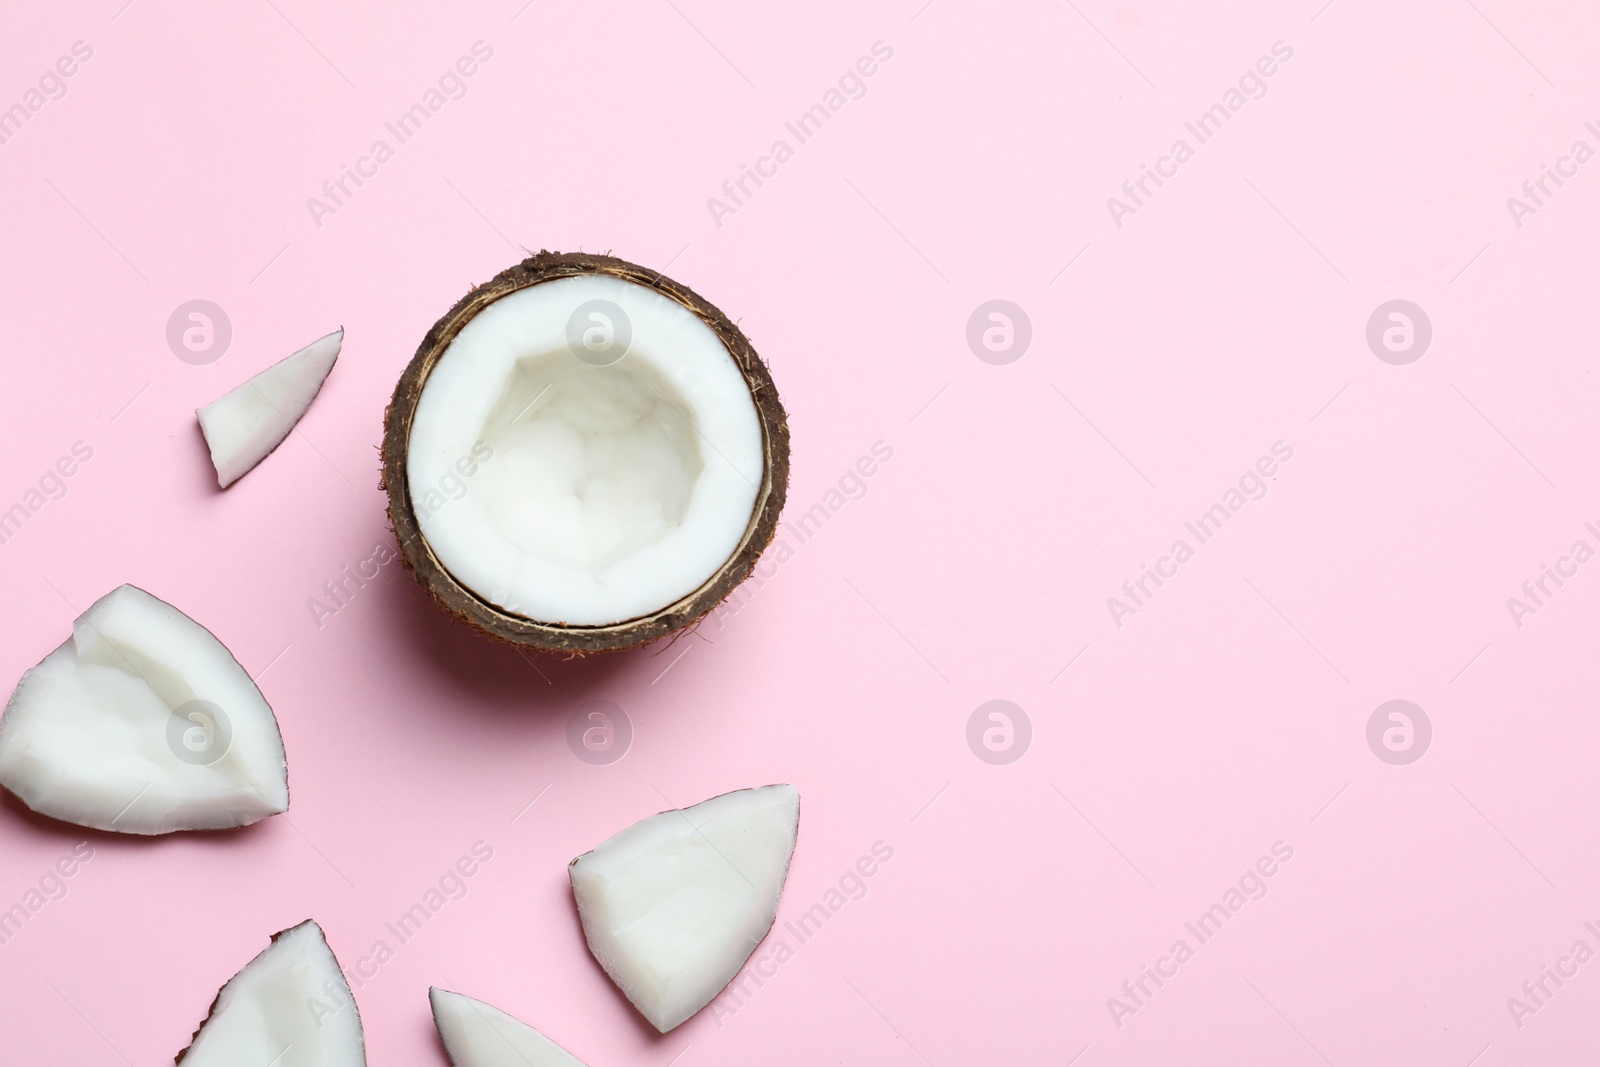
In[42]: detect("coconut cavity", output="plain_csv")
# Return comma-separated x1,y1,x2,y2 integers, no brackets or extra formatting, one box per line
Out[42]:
474,346,704,574
397,256,782,640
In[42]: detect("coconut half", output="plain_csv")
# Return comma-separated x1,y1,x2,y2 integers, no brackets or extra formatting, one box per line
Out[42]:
429,988,587,1067
0,584,289,835
198,328,342,488
176,920,365,1067
383,252,789,653
569,784,800,1032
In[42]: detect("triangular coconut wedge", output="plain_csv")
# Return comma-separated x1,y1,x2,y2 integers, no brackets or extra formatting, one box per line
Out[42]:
177,920,365,1067
0,584,288,835
569,783,800,1032
198,328,342,488
430,988,587,1067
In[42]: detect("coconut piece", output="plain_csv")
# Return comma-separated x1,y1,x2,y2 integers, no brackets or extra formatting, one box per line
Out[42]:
569,784,800,1032
383,252,789,653
198,328,342,487
429,988,587,1067
0,584,288,835
176,920,365,1067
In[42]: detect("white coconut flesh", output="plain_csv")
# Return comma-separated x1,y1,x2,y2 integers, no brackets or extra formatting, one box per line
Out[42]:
569,783,800,1032
430,988,587,1067
408,275,764,626
0,584,288,835
179,920,365,1067
198,328,342,488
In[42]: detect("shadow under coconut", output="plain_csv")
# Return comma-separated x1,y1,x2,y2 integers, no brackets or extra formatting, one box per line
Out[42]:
420,1010,449,1062
370,563,676,719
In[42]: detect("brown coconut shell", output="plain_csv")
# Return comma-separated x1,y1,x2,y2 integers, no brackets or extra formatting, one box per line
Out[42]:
382,251,790,655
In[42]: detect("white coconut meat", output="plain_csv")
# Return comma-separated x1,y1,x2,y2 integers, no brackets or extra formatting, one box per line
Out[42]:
0,584,288,835
198,328,342,488
430,988,587,1067
408,276,763,625
569,784,800,1032
178,920,365,1067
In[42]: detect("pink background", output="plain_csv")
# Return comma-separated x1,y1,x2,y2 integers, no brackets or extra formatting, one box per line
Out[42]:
1,0,1598,1063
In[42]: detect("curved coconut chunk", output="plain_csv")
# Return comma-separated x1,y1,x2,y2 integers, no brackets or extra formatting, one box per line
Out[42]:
177,920,365,1067
429,988,587,1067
0,584,288,835
569,783,800,1032
408,275,763,625
198,328,342,487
